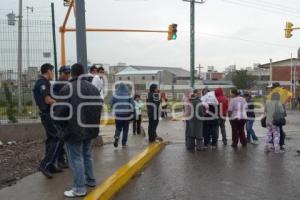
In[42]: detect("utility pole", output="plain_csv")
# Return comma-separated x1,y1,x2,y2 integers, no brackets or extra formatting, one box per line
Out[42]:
269,58,272,86
26,6,33,69
75,0,88,72
51,2,58,80
183,0,206,88
17,0,23,113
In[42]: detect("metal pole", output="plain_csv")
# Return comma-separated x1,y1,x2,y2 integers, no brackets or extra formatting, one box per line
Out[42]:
269,58,272,86
190,0,195,88
75,0,88,72
17,0,23,113
51,2,58,80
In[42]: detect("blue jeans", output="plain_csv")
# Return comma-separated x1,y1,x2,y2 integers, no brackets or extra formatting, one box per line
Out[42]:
246,120,258,142
114,120,129,145
65,140,96,193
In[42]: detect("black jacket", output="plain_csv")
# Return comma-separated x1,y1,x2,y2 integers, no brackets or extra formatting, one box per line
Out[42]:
55,77,103,143
147,91,160,119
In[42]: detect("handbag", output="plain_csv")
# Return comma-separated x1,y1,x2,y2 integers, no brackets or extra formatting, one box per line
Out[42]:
261,116,267,128
272,102,286,126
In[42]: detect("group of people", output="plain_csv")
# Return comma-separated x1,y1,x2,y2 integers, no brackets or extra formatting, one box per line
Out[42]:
33,63,166,198
33,63,103,198
183,85,287,154
110,83,166,147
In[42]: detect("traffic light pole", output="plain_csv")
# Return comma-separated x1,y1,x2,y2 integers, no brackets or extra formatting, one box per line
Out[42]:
75,0,88,72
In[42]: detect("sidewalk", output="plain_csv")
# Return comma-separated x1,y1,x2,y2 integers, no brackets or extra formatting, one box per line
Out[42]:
0,126,149,200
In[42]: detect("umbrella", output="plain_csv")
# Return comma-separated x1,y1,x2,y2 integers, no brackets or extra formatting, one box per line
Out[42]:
267,87,292,104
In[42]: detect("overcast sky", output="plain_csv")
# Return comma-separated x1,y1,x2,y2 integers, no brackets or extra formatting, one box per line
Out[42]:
1,0,300,71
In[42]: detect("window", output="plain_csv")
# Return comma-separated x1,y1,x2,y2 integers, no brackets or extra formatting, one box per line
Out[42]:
152,76,155,80
127,76,130,80
142,76,145,80
119,77,122,80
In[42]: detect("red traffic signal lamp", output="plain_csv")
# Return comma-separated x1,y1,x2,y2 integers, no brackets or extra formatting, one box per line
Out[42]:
168,23,178,40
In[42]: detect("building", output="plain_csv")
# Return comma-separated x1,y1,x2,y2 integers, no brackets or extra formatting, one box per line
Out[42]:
259,58,300,97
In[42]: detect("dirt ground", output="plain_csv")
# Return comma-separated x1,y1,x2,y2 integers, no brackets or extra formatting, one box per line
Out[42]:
0,140,44,189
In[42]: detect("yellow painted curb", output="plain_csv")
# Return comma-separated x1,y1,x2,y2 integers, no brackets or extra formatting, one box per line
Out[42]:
100,118,115,125
84,141,167,200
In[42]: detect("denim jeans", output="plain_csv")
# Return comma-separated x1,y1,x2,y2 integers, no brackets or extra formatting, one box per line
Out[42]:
246,120,258,142
65,140,96,194
114,120,129,145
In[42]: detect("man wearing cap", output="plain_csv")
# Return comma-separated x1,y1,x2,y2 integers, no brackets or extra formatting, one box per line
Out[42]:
33,63,63,178
53,65,71,169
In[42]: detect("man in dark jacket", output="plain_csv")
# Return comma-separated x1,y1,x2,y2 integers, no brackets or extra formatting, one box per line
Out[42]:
146,84,161,143
55,63,102,198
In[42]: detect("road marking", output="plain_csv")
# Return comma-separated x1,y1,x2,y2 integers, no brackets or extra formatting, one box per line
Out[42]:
84,141,167,200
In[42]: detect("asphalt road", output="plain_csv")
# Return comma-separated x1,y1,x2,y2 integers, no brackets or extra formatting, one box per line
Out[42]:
114,119,300,200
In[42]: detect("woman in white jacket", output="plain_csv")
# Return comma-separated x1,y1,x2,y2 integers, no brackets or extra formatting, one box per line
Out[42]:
133,94,144,135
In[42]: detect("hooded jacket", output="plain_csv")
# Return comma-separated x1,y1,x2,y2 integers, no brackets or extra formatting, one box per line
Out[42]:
147,84,160,119
111,83,134,119
215,88,229,117
55,77,102,143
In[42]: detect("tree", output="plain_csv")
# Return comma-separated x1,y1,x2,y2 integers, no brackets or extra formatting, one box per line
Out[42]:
231,70,254,89
4,83,17,123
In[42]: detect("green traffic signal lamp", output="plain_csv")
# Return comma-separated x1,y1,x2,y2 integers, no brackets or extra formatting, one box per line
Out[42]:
172,24,177,40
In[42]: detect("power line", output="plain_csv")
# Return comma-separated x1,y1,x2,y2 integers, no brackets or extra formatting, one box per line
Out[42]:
220,0,300,17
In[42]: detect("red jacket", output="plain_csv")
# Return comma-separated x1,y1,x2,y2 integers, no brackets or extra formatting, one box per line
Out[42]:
215,88,229,117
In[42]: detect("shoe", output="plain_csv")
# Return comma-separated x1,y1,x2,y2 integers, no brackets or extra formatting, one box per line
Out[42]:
86,183,96,187
280,146,286,151
223,140,227,146
64,190,86,198
156,137,163,142
39,166,53,179
114,139,119,148
251,140,259,145
231,144,237,148
196,146,208,151
264,145,271,153
49,165,63,173
297,150,300,154
122,143,128,148
58,161,69,169
274,149,285,154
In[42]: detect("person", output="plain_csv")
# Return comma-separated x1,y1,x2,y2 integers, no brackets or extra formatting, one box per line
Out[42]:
243,92,259,144
133,94,143,135
88,65,104,96
55,63,102,197
147,84,161,143
268,82,287,150
183,89,193,148
201,88,219,148
160,91,168,119
264,93,285,153
32,63,63,178
52,65,71,169
228,89,248,148
215,87,229,145
186,90,206,151
111,83,134,148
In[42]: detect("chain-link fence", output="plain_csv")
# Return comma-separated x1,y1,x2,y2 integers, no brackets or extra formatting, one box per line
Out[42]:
0,18,53,123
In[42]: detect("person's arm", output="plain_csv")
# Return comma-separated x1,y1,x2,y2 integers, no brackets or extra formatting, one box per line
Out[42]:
40,82,56,105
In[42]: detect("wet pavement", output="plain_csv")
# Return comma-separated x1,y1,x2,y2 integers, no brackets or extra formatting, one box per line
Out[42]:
1,114,300,200
114,118,300,200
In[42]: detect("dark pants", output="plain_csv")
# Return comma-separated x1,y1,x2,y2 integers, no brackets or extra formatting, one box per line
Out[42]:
218,118,227,142
161,105,168,118
279,126,285,147
203,121,219,146
40,113,63,170
148,118,159,142
57,143,67,164
114,120,129,145
230,119,247,146
133,115,142,134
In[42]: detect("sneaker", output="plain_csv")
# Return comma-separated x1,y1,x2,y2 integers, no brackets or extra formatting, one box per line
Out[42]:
122,143,128,148
297,150,300,154
114,139,119,148
223,140,227,146
196,146,207,151
274,149,285,154
251,140,259,145
49,165,63,173
39,166,53,179
64,190,86,198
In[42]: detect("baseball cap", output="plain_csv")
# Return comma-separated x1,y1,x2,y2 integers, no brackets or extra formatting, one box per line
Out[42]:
59,66,71,73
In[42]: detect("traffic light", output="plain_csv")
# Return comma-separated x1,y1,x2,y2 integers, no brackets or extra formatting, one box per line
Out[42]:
63,0,71,6
168,23,178,40
285,21,294,38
